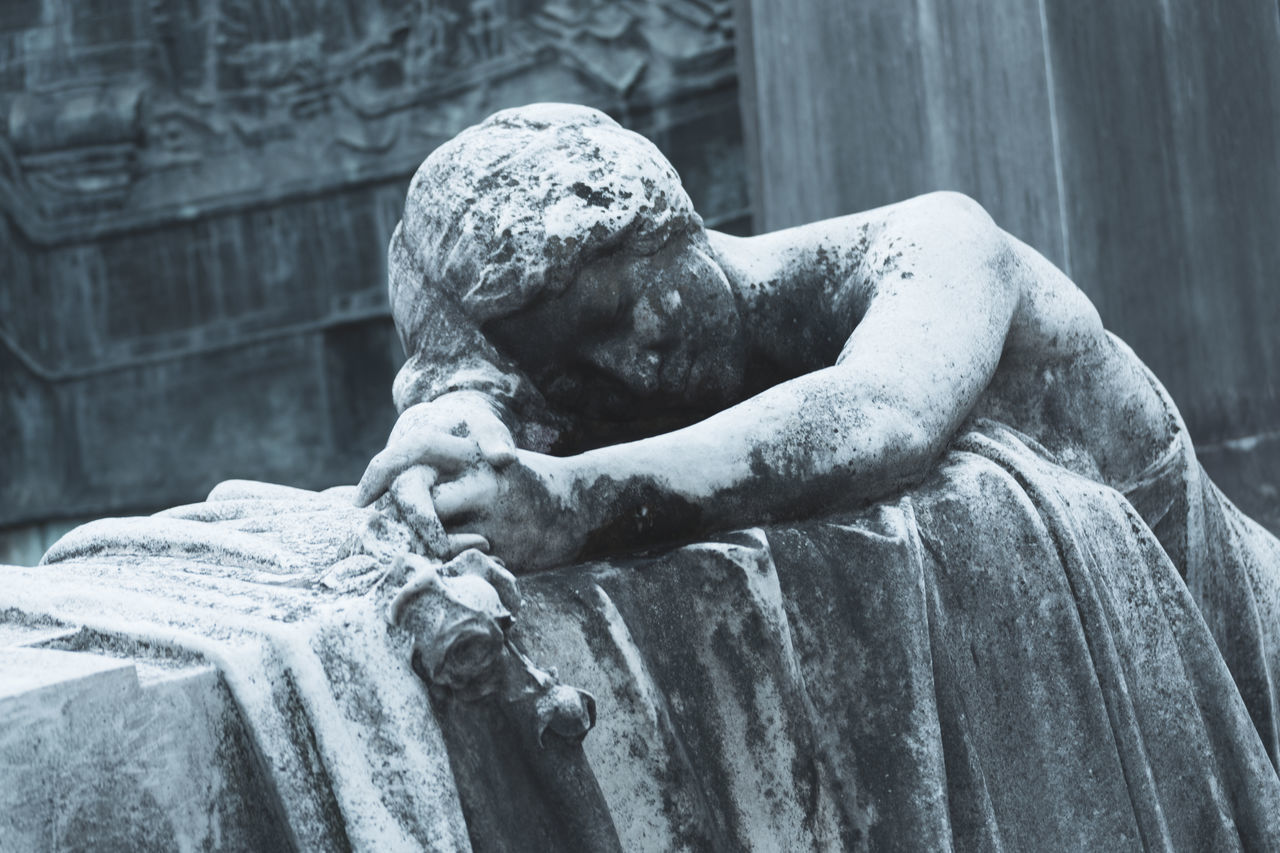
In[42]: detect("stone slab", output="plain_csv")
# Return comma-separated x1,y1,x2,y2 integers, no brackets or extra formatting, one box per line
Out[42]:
0,645,290,853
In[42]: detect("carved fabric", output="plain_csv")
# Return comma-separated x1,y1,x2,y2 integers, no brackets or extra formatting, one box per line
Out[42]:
505,425,1280,850
11,418,1280,849
1120,369,1280,772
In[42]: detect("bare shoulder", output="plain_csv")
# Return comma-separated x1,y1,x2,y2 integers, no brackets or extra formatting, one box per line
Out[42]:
977,233,1176,484
806,192,1109,374
1002,235,1106,361
823,191,1019,323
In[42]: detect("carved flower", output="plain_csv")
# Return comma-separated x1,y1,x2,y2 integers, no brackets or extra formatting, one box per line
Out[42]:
416,573,511,699
388,552,514,699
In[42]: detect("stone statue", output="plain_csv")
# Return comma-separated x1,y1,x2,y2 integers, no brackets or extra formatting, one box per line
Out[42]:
366,103,1280,628
8,103,1280,850
355,102,1280,845
361,103,1200,572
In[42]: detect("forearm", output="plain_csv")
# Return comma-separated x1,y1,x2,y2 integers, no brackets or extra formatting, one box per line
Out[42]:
560,197,1019,558
561,368,939,557
393,349,567,452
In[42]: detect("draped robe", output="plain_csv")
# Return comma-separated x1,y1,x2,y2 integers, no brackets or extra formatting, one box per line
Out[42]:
5,372,1280,851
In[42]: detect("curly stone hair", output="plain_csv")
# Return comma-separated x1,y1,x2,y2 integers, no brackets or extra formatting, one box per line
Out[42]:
395,102,701,327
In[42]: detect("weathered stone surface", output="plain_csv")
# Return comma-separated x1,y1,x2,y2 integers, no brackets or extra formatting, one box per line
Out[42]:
4,62,1279,852
4,421,1280,849
0,644,289,852
333,102,1280,848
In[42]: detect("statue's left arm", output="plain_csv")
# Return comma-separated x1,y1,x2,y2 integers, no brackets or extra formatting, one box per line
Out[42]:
437,194,1024,569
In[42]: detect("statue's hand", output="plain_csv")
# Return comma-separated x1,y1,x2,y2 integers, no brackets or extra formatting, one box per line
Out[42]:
432,450,586,572
355,392,516,509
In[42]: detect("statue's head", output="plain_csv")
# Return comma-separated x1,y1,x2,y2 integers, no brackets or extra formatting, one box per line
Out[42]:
395,103,745,422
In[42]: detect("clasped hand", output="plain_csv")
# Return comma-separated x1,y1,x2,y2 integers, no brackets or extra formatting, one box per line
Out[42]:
354,395,584,571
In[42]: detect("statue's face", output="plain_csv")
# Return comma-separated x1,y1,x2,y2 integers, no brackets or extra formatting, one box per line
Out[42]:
488,234,746,422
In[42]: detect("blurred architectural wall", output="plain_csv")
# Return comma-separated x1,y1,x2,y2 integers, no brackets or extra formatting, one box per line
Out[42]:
736,0,1280,531
0,0,747,559
5,0,1278,562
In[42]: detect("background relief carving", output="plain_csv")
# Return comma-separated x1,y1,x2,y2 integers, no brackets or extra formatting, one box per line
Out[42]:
0,0,748,548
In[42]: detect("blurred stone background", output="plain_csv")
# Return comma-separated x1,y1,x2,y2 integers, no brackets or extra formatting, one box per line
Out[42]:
1,0,1276,563
0,0,748,563
735,0,1280,538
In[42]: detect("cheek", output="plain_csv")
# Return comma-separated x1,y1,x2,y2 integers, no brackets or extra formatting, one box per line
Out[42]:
631,298,668,346
689,291,736,353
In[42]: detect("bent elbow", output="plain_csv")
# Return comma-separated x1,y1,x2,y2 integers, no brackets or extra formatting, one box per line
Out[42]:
852,408,945,496
891,190,1005,260
894,416,946,482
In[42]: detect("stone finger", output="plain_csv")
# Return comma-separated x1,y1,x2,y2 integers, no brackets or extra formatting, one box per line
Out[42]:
446,533,491,556
390,467,449,556
473,421,518,468
433,472,499,521
356,434,484,507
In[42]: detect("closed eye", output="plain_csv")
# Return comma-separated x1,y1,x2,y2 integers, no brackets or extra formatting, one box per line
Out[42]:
589,286,631,334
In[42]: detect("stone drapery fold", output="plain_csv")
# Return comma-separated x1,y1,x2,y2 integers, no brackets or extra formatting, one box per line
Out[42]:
6,422,1280,850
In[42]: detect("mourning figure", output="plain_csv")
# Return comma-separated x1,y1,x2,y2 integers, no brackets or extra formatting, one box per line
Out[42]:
14,103,1280,850
359,102,1280,846
366,104,1237,571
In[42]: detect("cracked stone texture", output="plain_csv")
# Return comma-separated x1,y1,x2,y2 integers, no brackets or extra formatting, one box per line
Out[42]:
4,419,1280,850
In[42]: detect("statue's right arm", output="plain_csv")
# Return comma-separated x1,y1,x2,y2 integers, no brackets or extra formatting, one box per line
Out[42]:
551,193,1022,557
